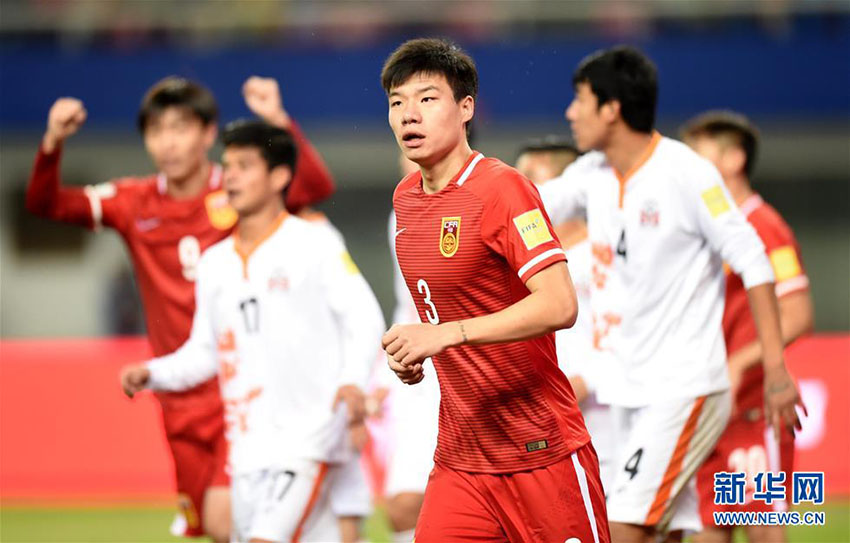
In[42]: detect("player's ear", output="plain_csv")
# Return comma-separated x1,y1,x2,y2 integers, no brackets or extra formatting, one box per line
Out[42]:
202,123,218,150
721,146,747,177
601,99,620,124
270,165,292,193
459,95,475,126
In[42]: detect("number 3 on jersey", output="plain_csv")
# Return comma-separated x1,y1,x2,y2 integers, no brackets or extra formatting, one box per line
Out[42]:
417,279,440,324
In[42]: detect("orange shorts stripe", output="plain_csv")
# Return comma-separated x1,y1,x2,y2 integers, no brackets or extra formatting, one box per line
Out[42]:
645,396,706,526
291,462,329,543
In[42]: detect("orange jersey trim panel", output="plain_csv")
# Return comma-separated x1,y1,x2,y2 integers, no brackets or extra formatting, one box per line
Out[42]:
645,395,707,526
233,212,288,279
615,131,662,209
291,462,330,543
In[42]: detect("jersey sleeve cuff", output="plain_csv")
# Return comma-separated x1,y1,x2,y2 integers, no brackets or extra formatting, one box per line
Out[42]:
145,359,170,391
776,275,810,298
740,259,775,290
517,248,567,283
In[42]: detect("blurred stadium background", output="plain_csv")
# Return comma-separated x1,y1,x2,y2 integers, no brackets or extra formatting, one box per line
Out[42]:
1,1,848,541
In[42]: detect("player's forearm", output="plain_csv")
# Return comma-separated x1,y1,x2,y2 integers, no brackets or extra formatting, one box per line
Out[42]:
729,289,814,375
26,143,94,227
145,345,217,391
337,282,387,388
745,282,786,370
284,121,336,212
444,263,577,347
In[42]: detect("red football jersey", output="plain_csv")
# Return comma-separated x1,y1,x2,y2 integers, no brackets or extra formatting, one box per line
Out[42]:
393,152,590,474
27,121,334,360
723,194,809,413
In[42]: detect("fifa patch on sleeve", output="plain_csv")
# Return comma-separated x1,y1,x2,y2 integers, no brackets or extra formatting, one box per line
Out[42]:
701,186,731,218
769,246,802,281
341,251,360,275
513,208,554,250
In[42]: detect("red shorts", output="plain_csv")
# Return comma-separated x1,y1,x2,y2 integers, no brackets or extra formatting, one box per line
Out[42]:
696,409,795,526
157,377,229,537
416,443,610,543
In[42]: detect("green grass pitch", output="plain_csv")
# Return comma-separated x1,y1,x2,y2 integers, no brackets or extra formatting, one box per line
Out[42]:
0,502,846,542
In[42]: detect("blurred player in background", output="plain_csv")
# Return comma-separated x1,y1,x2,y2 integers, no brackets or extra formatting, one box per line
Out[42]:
381,38,609,542
516,136,615,493
26,76,334,541
539,46,804,543
682,111,813,543
377,151,441,543
121,119,384,543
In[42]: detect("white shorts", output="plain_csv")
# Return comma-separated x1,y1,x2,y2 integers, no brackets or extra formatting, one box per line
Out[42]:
607,390,731,534
231,462,339,543
384,358,440,497
328,453,372,518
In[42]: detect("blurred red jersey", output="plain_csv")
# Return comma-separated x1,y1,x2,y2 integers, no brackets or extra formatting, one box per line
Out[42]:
723,193,809,413
392,152,590,474
27,121,334,358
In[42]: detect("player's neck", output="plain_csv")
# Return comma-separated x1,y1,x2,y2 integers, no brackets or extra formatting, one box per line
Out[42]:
236,202,287,250
165,160,212,200
419,142,474,194
726,176,755,206
604,129,656,179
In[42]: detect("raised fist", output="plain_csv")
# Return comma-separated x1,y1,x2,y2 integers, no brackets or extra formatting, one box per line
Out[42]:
44,98,87,152
242,76,291,128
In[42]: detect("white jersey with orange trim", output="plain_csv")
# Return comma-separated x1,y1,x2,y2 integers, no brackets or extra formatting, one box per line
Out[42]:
539,133,774,407
146,214,385,474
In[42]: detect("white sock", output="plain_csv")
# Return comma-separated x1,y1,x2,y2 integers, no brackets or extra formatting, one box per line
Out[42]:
392,528,415,543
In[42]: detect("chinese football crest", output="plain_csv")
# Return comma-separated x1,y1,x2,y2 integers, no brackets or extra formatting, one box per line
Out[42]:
439,216,461,258
205,190,238,230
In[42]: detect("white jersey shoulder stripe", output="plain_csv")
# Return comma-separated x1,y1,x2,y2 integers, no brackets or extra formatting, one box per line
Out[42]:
82,185,104,231
517,248,565,279
456,153,485,186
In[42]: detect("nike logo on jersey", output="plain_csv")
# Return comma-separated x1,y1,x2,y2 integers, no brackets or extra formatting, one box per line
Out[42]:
394,228,407,238
135,217,162,232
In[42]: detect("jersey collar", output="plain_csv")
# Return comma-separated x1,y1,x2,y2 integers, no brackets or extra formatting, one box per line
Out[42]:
419,151,484,195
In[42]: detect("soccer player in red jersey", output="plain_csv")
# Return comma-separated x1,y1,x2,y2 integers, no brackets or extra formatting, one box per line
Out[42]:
379,38,610,543
683,112,813,543
26,76,334,541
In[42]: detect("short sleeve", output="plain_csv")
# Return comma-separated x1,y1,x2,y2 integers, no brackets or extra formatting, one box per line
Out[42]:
679,158,774,289
537,157,590,224
481,172,567,283
752,213,810,298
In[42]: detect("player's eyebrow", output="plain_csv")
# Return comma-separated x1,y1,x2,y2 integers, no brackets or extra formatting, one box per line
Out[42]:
389,85,441,99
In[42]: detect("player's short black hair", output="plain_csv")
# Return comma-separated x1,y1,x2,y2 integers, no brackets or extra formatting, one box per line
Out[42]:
381,38,478,103
220,119,298,174
680,110,760,177
137,76,218,133
516,135,581,179
572,46,657,133
517,135,580,158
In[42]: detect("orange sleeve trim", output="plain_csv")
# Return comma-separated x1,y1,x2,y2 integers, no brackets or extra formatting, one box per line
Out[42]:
291,462,329,543
645,395,706,526
615,131,662,209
